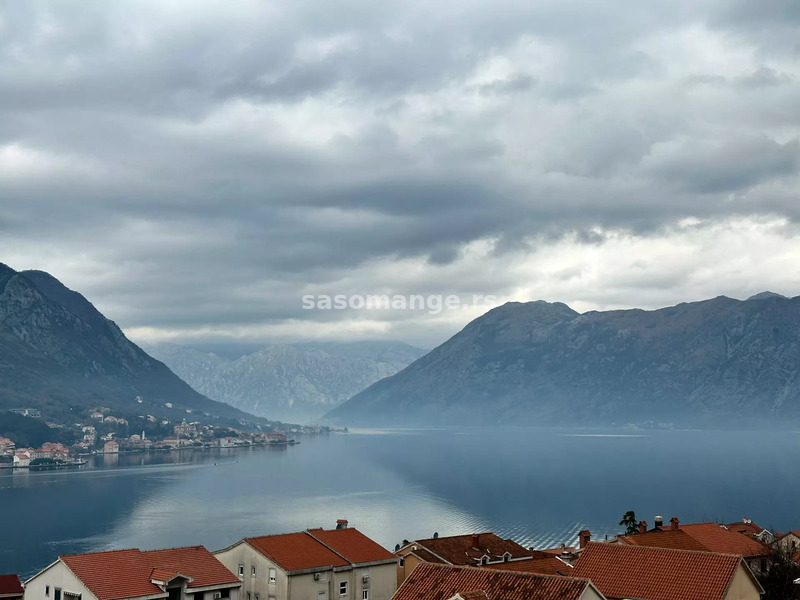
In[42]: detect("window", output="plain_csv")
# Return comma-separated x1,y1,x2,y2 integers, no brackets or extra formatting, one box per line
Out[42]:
398,558,404,567
252,566,257,577
362,591,369,600
269,568,277,583
46,587,50,597
238,565,245,577
55,589,62,600
480,557,488,566
318,593,326,600
247,593,251,600
255,594,260,600
339,582,348,596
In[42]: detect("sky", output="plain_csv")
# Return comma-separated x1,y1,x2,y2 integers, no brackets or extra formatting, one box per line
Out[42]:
1,0,799,350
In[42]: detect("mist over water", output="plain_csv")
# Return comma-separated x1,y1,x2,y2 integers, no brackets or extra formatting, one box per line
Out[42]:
2,428,798,578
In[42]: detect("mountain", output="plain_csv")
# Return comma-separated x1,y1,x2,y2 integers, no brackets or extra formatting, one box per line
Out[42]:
0,263,270,427
326,294,800,427
144,341,426,422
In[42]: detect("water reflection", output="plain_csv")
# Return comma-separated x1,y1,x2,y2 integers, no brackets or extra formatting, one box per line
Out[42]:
1,429,798,580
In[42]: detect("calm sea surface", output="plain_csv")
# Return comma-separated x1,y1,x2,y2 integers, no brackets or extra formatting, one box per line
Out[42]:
1,427,799,578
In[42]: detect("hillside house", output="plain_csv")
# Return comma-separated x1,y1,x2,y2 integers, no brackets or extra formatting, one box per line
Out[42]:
214,523,398,600
24,546,241,600
572,542,763,600
392,563,604,600
395,533,533,585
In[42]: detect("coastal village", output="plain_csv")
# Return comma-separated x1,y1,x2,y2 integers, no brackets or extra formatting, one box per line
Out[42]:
0,406,318,470
2,516,800,600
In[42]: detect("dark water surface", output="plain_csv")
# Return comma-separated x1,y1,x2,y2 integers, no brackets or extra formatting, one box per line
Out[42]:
2,428,799,578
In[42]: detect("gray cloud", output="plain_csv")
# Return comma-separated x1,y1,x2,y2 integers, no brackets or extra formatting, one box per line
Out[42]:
2,0,800,348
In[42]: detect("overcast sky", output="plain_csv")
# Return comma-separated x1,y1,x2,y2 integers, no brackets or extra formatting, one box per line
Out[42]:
1,0,799,350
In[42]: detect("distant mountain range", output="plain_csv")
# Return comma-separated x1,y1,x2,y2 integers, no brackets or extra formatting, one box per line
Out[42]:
145,341,426,422
0,263,270,428
327,292,800,427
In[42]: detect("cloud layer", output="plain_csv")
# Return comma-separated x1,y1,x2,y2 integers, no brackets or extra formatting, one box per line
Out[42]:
2,0,799,348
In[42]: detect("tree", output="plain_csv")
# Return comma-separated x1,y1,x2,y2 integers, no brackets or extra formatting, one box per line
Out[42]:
758,539,800,600
619,510,639,535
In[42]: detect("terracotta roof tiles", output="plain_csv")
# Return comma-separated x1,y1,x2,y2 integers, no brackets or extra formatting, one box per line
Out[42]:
61,550,164,600
481,556,573,576
617,530,710,552
245,532,350,572
307,528,395,564
572,543,755,600
404,534,531,566
393,563,593,600
142,546,239,588
674,523,768,557
0,575,24,597
60,546,238,600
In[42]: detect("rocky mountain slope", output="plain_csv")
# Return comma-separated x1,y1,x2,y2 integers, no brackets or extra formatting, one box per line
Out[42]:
145,341,426,422
0,263,268,427
326,293,800,427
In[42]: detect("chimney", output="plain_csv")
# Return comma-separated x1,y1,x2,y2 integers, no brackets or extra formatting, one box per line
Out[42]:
638,521,647,534
654,516,663,528
670,517,679,531
579,530,591,549
472,534,480,549
336,519,349,529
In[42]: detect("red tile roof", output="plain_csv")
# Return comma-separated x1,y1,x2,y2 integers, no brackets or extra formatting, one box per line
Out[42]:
481,556,572,576
60,546,238,600
572,543,757,600
0,574,23,596
725,521,766,538
246,532,350,572
142,546,240,588
673,523,768,557
393,563,593,600
401,533,532,566
61,550,164,600
307,528,396,564
617,530,710,552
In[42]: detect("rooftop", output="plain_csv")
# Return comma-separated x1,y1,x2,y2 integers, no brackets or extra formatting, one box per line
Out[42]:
480,555,573,576
400,533,532,566
666,523,768,557
307,528,396,564
0,574,23,597
244,532,350,572
617,530,710,552
572,543,757,600
59,546,238,600
393,562,595,600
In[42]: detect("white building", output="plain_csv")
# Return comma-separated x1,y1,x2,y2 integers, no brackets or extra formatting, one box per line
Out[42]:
25,546,241,600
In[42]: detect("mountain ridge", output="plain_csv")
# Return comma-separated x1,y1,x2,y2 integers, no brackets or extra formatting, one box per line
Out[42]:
326,293,800,427
0,264,272,427
145,340,426,422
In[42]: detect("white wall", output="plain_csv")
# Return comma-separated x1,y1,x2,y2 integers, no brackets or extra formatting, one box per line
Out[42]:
24,561,96,600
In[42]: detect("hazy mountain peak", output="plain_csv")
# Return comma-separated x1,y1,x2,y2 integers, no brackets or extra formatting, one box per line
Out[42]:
748,291,788,301
146,340,427,423
328,292,800,427
0,266,269,427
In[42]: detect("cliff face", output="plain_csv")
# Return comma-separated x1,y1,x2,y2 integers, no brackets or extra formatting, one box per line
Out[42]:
0,264,265,426
326,294,800,427
145,341,426,422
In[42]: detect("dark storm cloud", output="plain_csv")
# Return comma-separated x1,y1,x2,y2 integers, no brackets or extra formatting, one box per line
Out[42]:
1,0,800,347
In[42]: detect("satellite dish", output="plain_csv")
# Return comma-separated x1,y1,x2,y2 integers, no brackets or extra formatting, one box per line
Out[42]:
433,532,439,539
